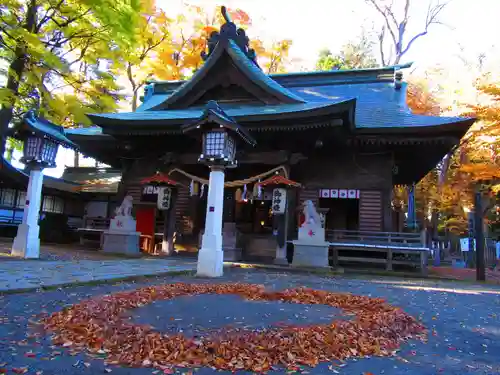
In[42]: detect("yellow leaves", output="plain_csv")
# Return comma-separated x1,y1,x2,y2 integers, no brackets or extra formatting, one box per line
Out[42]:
406,81,442,115
0,88,16,107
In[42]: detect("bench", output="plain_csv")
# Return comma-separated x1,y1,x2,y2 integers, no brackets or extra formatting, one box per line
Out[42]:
328,242,429,275
321,230,429,275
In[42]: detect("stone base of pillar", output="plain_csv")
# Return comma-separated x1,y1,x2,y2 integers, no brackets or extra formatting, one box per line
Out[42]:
274,257,289,265
102,231,141,256
161,239,175,255
12,223,40,259
274,245,289,265
291,242,330,268
196,248,224,277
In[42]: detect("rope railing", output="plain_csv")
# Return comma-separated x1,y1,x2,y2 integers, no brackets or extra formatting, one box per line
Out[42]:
167,165,289,188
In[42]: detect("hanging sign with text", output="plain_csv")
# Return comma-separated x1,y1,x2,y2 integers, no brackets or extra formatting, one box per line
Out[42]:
141,185,160,202
271,188,287,215
157,187,172,210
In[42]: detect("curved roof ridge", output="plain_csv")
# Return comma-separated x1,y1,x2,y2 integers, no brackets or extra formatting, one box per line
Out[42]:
144,40,305,111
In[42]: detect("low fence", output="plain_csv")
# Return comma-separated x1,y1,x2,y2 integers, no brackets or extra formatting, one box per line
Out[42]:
326,229,425,248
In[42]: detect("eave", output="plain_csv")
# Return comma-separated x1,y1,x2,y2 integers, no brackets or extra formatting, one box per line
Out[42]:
87,99,355,135
11,111,78,150
0,158,81,195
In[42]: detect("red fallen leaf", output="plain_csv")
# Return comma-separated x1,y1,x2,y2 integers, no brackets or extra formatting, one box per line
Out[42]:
42,283,426,373
24,352,36,358
0,368,7,374
12,368,28,374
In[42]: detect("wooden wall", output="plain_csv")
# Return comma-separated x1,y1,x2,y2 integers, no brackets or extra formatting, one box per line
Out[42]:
293,152,393,231
358,190,383,231
117,150,395,234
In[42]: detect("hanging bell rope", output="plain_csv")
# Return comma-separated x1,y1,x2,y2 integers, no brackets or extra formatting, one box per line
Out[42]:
168,165,289,188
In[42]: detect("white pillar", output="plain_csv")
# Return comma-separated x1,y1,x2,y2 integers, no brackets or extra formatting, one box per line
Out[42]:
12,166,44,258
197,167,225,277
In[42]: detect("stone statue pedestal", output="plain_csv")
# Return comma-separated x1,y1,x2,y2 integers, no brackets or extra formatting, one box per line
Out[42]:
102,216,141,256
222,222,242,261
292,222,330,269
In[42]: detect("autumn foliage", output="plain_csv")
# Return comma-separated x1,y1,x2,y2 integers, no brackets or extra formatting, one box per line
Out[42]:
43,283,426,373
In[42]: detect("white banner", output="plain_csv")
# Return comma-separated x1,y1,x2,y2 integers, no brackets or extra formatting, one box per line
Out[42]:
157,187,172,210
271,188,287,214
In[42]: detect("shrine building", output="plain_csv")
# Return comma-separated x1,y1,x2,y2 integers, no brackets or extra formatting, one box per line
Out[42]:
55,11,474,260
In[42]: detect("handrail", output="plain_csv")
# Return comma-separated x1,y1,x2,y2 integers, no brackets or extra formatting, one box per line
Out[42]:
0,215,22,225
83,217,110,229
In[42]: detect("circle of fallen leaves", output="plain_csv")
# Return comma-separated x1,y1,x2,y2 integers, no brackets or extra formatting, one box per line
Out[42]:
42,283,426,373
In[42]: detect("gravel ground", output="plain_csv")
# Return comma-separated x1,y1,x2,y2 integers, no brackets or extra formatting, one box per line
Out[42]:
1,269,500,375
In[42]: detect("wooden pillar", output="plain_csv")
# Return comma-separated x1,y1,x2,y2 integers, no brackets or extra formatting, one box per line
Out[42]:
74,151,79,167
382,188,392,231
116,159,134,204
274,202,288,265
223,188,235,222
474,189,486,281
162,189,177,255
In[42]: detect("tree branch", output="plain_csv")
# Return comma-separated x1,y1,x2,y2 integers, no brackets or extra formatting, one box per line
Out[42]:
36,0,64,32
366,0,398,50
378,26,386,66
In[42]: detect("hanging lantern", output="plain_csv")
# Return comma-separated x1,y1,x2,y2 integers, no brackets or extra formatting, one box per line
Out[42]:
13,111,77,169
140,173,179,204
258,175,301,215
21,136,59,167
181,100,257,168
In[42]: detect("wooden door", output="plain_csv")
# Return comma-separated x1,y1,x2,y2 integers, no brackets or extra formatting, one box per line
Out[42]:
136,206,155,252
358,190,382,232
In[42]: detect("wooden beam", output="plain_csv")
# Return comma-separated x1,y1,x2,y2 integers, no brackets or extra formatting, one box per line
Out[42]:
176,151,308,165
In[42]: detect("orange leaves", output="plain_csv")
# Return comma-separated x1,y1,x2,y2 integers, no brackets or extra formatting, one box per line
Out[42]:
43,283,425,373
406,81,443,116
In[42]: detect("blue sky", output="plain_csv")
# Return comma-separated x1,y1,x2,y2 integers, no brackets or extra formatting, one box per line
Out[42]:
158,0,500,72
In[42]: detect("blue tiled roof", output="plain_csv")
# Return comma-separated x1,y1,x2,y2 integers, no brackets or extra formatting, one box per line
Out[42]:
89,100,353,124
65,126,105,136
22,111,78,149
225,40,306,103
288,82,474,130
131,80,473,131
137,94,170,112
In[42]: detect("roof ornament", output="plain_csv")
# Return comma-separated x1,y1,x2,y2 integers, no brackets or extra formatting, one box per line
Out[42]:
394,70,403,90
201,5,258,66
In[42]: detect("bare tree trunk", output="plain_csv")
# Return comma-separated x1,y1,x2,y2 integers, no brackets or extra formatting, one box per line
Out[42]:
367,0,449,66
5,146,14,162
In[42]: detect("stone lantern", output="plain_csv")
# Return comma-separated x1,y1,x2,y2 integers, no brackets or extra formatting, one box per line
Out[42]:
182,100,256,277
11,111,77,258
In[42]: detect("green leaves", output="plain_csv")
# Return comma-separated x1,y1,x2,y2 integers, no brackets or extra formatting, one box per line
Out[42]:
315,32,378,72
0,0,142,134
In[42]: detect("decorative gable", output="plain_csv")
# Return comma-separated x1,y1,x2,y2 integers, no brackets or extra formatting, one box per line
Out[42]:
144,7,305,111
